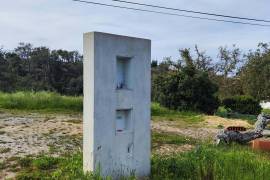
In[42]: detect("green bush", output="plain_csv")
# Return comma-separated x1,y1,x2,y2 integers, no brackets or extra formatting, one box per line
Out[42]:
215,106,230,118
153,67,219,114
222,96,262,115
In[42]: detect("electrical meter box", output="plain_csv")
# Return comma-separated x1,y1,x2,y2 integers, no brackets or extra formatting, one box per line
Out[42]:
83,32,151,178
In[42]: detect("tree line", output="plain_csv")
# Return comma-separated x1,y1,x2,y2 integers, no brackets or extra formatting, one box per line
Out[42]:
152,43,270,102
0,42,270,104
0,43,83,95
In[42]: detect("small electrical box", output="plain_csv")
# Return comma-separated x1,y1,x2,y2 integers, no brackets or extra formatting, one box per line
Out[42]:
116,109,132,133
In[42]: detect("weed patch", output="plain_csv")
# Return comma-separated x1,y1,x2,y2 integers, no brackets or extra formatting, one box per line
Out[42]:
16,152,98,179
0,162,5,170
0,147,11,153
33,157,59,170
18,157,32,168
151,103,204,125
151,144,270,180
0,91,83,113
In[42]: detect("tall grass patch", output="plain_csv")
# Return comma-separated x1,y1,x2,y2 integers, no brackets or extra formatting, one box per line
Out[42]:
151,144,270,180
0,91,82,112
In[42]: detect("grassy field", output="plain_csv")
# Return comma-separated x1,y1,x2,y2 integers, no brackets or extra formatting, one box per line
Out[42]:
0,91,83,113
0,92,204,120
1,91,270,179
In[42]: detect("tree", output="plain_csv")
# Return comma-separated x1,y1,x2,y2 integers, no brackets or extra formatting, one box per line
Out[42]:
240,43,270,100
212,45,243,99
152,49,219,114
15,43,33,74
151,60,158,68
0,43,83,95
215,45,242,78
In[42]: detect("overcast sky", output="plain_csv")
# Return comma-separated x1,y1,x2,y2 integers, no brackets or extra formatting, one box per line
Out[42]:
1,0,269,60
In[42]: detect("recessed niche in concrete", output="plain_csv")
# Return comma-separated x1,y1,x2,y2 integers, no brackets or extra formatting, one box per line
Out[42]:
116,56,131,89
116,109,132,133
83,32,151,178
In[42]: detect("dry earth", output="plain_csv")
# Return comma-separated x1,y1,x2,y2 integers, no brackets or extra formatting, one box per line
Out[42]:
0,111,254,179
0,111,83,179
0,111,82,160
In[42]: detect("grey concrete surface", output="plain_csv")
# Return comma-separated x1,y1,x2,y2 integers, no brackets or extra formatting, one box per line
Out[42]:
83,32,151,178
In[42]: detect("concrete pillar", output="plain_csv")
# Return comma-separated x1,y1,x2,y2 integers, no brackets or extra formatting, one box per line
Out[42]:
83,32,151,178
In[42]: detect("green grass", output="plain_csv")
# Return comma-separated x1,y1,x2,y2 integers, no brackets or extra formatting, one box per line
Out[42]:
15,145,270,180
16,153,97,180
151,144,270,180
263,109,270,114
151,103,204,124
0,162,5,170
215,106,257,124
0,92,203,125
152,131,197,149
0,91,82,113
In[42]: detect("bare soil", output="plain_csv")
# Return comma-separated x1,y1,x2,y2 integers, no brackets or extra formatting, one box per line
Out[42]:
0,112,82,160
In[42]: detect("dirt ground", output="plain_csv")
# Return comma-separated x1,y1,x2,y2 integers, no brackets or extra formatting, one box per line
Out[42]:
0,111,255,179
0,111,82,160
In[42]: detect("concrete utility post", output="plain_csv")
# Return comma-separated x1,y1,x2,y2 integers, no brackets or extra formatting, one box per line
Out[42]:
83,32,151,178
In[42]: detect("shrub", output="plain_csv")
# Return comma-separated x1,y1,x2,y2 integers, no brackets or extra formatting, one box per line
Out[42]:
153,67,219,114
222,95,262,115
215,106,230,118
